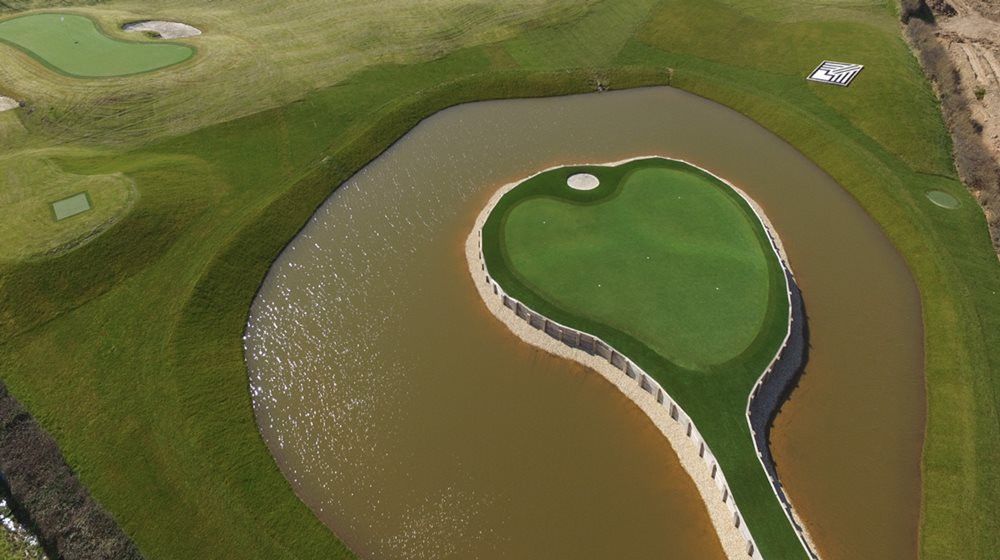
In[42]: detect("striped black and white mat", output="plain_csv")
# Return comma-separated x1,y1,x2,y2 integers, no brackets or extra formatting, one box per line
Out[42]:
807,61,864,87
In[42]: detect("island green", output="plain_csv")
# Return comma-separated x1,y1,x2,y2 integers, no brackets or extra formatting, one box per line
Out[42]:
483,157,800,558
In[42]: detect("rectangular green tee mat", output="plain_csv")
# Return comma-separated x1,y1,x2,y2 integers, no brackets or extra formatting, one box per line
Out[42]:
0,1,995,559
51,192,91,221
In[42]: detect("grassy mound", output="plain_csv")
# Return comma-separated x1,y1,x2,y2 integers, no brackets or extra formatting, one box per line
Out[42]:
0,150,134,260
483,157,800,558
0,13,194,77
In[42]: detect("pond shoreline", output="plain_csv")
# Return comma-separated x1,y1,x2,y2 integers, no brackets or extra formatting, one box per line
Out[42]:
467,156,818,560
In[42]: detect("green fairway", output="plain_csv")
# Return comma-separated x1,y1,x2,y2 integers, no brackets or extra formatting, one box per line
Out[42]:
501,160,775,369
0,0,996,559
483,157,801,557
0,13,193,77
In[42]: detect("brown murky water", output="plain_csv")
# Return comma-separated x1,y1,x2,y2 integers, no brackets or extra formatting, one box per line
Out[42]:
245,87,924,560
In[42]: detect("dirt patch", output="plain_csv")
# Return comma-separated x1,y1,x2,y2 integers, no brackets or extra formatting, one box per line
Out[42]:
905,0,1000,254
122,20,201,39
948,0,1000,22
0,97,19,112
936,5,1000,158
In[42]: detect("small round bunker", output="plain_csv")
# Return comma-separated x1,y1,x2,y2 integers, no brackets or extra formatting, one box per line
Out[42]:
567,173,600,190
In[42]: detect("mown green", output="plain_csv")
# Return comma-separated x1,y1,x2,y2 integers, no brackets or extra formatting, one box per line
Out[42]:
499,159,776,370
0,13,193,77
0,1,996,559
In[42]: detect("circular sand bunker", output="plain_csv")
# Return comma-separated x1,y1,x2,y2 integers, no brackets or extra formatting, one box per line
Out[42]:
567,173,600,190
122,20,201,39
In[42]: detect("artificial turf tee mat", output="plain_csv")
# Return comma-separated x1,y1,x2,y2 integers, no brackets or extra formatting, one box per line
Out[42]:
481,157,807,559
50,192,92,221
0,13,194,78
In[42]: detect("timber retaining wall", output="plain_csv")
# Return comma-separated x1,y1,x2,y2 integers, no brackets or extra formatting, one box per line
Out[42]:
473,156,820,559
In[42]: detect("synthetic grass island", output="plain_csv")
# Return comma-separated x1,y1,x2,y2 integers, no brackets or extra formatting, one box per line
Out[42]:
0,13,194,77
481,157,808,559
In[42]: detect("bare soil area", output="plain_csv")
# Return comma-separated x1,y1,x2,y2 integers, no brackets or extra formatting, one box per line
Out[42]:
0,97,18,112
936,2,1000,161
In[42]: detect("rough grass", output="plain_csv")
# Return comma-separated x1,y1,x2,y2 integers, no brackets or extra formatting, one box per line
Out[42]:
0,0,996,559
0,149,134,260
484,157,803,558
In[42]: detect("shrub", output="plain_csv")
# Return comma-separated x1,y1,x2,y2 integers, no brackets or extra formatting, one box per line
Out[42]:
900,0,934,23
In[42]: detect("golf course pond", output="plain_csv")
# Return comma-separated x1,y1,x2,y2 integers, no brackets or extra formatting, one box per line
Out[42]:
245,87,924,560
0,13,194,77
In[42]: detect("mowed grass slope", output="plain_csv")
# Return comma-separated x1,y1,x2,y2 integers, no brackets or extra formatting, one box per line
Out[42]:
484,158,803,558
0,1,996,560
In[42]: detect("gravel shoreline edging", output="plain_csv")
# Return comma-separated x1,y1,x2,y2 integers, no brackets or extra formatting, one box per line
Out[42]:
0,382,143,560
466,156,818,559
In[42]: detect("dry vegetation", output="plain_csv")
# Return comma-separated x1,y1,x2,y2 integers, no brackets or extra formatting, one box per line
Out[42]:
0,0,598,148
0,382,141,560
903,0,1000,252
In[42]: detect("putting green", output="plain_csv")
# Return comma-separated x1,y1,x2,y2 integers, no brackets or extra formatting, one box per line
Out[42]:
497,158,778,370
0,13,194,77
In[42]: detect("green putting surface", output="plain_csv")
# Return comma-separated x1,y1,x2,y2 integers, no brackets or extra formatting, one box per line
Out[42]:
0,13,194,77
503,164,771,369
51,192,91,221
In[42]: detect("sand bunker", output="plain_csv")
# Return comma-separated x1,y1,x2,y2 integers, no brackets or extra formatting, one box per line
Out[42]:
567,173,600,190
122,21,201,39
0,96,19,112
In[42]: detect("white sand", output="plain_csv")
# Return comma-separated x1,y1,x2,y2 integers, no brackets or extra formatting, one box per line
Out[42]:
122,21,201,39
0,97,19,112
567,172,600,190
